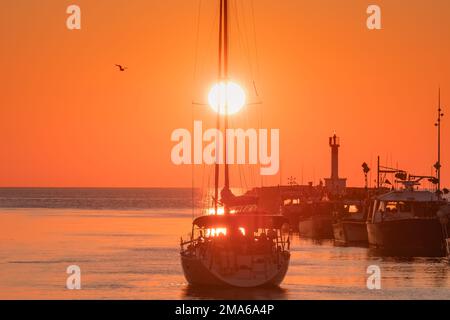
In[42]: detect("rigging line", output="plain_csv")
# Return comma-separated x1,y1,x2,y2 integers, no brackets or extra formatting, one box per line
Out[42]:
199,159,207,218
200,154,207,213
190,2,203,217
201,162,206,211
206,163,212,211
192,0,203,89
249,0,261,98
239,95,251,190
232,1,247,60
238,164,244,191
205,163,212,210
253,80,259,97
232,0,254,92
192,2,220,111
244,81,258,189
238,163,244,191
240,102,252,189
196,3,220,103
245,167,249,191
250,0,260,81
238,0,256,83
251,159,257,188
231,1,261,106
249,0,263,160
242,163,249,191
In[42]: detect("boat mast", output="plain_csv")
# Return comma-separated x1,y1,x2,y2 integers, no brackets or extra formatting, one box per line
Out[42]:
213,0,224,214
214,0,230,214
435,88,444,195
223,0,230,193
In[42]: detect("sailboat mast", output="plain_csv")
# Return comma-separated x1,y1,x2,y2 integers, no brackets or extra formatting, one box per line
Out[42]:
213,0,224,214
223,0,230,191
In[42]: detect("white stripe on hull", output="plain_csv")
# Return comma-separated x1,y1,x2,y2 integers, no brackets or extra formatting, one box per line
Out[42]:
333,221,368,245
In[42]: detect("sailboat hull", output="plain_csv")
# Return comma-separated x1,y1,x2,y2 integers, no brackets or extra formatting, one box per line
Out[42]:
181,251,290,288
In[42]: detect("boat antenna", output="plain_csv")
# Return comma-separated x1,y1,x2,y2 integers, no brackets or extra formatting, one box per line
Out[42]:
434,87,444,196
377,155,380,189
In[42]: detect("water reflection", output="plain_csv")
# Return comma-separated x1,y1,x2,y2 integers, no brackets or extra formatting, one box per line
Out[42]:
286,233,449,298
367,247,446,258
1,208,449,299
333,240,369,249
182,284,288,300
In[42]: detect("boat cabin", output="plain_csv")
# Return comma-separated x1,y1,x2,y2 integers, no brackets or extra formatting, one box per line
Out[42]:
368,190,444,223
181,214,290,257
333,200,367,221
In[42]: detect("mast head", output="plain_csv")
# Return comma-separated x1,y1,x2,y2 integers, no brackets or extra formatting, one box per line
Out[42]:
329,134,340,147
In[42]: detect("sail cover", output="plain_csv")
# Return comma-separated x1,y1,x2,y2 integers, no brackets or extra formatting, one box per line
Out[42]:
193,214,288,229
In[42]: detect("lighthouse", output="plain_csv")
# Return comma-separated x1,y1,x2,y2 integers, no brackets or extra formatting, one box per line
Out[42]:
324,134,347,194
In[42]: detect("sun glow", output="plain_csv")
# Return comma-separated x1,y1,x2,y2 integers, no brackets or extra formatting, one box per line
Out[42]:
208,81,246,115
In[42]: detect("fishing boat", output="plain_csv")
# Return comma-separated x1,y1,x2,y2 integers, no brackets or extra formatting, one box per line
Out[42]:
446,239,450,259
438,203,450,258
298,201,334,239
332,199,369,246
281,198,309,232
367,94,448,256
180,0,291,287
367,95,449,256
280,183,325,232
366,179,448,256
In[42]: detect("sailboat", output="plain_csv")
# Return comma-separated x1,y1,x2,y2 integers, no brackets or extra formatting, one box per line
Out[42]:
180,0,291,287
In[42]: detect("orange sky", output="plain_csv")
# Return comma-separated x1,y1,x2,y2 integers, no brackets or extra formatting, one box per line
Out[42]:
0,0,449,188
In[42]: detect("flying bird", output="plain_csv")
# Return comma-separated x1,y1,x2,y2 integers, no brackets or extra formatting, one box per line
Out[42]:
115,64,128,71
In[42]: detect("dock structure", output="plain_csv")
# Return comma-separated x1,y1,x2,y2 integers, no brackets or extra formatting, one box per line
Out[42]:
246,184,378,214
244,133,385,214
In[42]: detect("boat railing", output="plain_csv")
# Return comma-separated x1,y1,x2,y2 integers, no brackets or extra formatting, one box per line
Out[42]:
180,233,289,256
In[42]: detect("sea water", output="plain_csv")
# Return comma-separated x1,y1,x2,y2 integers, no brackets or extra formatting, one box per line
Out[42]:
0,188,448,299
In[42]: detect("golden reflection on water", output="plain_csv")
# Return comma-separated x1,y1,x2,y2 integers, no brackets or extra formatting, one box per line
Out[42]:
0,209,448,299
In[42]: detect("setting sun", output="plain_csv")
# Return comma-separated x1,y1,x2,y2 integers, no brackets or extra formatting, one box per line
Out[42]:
207,81,246,115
